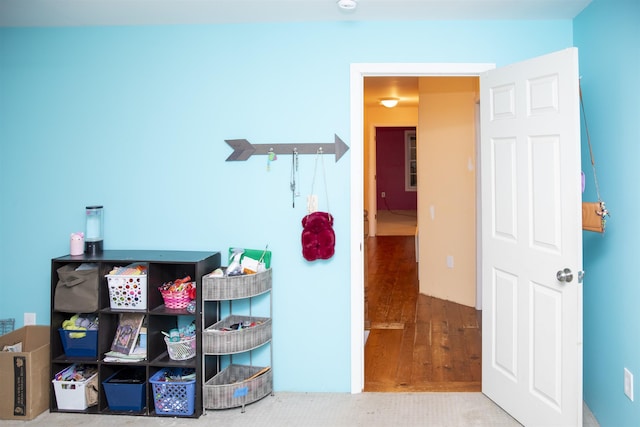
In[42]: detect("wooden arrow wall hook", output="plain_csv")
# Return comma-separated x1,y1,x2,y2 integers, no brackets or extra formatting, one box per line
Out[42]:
225,134,349,162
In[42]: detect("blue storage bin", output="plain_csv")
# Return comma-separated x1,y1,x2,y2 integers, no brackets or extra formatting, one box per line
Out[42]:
150,368,195,416
58,328,98,358
102,369,146,412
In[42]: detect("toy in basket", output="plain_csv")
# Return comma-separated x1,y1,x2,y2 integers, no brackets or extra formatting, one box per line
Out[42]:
150,368,196,416
164,335,196,360
159,276,196,310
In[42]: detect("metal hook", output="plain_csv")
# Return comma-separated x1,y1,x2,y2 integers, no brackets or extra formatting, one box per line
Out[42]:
291,148,299,207
266,147,276,171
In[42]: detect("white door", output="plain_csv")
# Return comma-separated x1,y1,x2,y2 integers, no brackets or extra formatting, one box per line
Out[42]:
481,48,583,426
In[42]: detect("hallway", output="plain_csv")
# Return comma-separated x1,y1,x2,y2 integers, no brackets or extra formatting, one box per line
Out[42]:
364,235,481,392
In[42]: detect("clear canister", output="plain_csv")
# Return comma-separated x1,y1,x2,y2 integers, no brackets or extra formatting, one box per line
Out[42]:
85,205,104,255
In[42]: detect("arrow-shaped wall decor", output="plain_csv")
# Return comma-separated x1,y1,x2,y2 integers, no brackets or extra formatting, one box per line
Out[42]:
225,134,349,162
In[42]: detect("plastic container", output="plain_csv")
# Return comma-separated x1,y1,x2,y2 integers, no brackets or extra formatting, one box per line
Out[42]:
58,329,98,358
84,205,104,255
160,286,193,310
102,369,146,412
70,232,84,256
164,336,196,361
106,275,147,310
150,368,195,416
52,365,98,411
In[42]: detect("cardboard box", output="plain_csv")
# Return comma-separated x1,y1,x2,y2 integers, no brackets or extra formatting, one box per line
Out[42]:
0,325,50,420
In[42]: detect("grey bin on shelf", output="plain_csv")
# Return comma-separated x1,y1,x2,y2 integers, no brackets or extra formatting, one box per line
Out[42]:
202,268,272,300
203,315,271,354
203,364,272,410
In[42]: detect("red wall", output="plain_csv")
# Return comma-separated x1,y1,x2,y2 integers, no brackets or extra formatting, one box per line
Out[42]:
375,126,417,211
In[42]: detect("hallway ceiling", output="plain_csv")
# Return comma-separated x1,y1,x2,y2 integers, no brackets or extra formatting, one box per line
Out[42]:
365,77,420,109
0,0,591,28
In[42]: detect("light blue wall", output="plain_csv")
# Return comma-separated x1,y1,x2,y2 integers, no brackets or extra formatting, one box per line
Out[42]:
0,20,572,392
575,1,640,425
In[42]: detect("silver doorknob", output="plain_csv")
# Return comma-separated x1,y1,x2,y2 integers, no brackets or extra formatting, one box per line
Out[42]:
557,268,573,283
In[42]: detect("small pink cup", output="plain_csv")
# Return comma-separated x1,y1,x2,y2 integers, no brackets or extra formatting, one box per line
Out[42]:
70,232,84,256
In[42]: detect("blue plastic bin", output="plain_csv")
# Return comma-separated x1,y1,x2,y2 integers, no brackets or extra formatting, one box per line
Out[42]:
58,328,98,358
150,368,195,416
102,369,146,412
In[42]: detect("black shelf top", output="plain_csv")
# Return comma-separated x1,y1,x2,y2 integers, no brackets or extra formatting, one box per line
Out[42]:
54,250,220,263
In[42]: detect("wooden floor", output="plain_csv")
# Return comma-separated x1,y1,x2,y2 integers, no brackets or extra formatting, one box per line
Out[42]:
364,236,482,392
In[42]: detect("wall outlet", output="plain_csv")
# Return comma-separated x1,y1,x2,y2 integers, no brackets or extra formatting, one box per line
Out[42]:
24,312,36,325
381,191,386,198
446,255,454,269
625,368,634,401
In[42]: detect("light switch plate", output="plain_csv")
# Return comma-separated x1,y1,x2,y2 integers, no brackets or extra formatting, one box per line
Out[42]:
624,368,634,401
24,312,36,325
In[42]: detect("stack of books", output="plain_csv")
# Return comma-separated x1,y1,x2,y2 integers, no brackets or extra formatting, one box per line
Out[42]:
104,313,146,363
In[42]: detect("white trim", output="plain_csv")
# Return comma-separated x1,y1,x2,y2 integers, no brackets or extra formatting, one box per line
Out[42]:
475,102,482,310
350,62,495,394
367,123,378,238
405,129,417,192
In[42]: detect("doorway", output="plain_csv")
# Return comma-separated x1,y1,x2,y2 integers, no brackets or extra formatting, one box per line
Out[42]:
349,62,496,393
374,126,417,237
363,79,482,392
352,50,585,426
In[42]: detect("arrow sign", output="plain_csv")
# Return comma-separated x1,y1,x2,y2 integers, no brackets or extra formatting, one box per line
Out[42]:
225,134,349,162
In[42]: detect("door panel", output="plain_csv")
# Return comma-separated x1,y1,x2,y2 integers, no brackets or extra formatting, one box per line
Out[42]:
531,135,562,249
481,48,582,427
531,282,562,408
494,270,518,378
493,138,517,238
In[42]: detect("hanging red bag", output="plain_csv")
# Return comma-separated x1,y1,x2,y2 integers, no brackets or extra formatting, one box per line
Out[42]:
301,211,335,261
301,148,336,261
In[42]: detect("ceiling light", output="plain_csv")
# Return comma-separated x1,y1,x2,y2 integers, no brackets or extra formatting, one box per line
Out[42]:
380,98,399,108
337,0,357,11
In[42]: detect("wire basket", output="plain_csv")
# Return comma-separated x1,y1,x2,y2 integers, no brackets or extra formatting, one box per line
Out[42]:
203,315,271,354
202,268,272,301
150,368,195,416
164,336,196,361
0,318,15,336
203,364,272,410
160,287,193,309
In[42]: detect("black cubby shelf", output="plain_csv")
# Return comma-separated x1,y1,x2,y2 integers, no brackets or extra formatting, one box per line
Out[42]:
50,250,221,418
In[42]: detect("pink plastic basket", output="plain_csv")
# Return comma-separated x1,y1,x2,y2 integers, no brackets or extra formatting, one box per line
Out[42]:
160,288,192,309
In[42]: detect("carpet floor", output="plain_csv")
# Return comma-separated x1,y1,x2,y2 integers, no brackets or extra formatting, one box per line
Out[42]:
4,392,600,427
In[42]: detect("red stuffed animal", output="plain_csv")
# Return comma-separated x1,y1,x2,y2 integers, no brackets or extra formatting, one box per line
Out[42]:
301,211,335,261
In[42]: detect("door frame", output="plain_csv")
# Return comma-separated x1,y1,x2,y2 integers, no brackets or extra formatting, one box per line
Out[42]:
349,62,495,393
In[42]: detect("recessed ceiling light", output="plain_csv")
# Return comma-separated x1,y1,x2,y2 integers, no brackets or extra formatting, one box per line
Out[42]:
337,0,357,11
380,98,399,108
